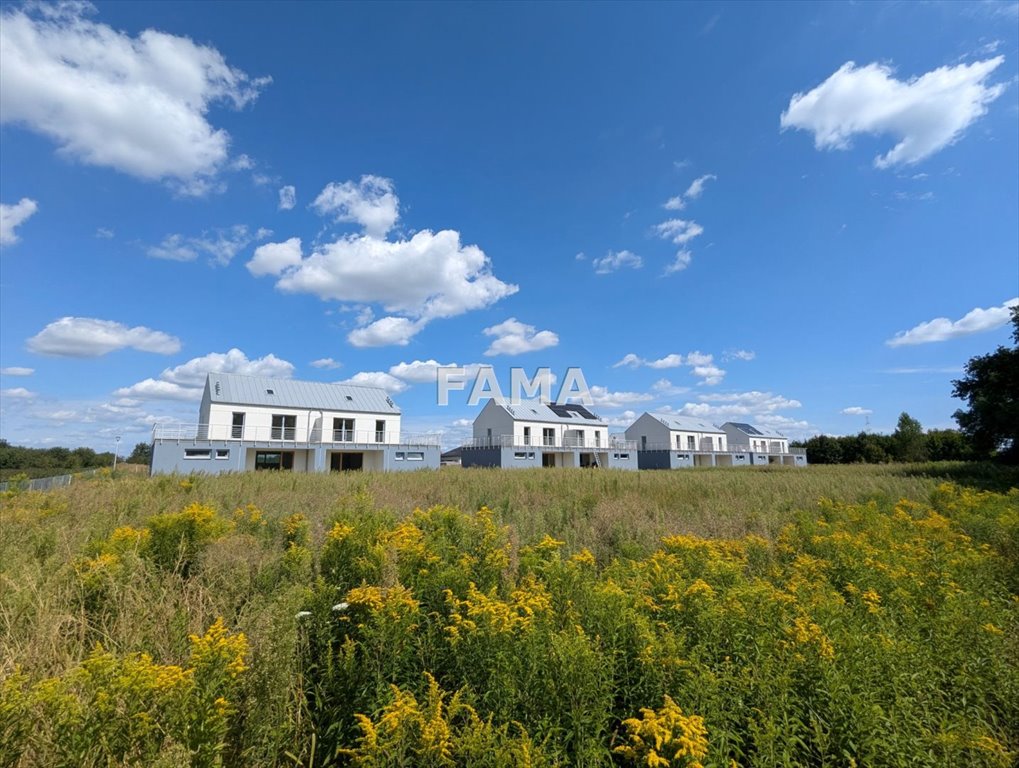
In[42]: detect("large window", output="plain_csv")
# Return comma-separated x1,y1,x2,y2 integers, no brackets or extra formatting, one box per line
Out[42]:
333,418,354,442
523,426,531,445
542,428,555,446
375,420,385,442
231,412,245,439
255,451,294,471
271,415,296,440
687,435,695,450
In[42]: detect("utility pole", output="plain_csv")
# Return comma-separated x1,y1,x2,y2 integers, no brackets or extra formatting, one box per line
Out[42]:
112,435,121,471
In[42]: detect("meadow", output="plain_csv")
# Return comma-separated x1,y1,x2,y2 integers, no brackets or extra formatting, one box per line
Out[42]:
1,463,1017,767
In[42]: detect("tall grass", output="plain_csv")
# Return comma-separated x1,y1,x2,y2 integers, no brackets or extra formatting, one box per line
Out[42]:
1,464,1016,766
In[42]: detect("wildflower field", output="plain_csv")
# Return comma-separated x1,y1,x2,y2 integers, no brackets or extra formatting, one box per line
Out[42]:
1,464,1017,767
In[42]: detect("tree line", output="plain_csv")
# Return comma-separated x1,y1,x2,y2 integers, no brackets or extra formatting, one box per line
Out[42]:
0,440,151,480
794,415,974,465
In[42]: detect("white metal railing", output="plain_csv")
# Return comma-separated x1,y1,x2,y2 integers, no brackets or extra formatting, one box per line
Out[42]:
639,442,805,455
152,424,439,446
461,435,638,450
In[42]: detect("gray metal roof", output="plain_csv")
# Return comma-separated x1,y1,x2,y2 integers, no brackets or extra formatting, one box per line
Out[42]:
721,421,786,439
205,373,400,414
498,400,606,426
648,413,725,434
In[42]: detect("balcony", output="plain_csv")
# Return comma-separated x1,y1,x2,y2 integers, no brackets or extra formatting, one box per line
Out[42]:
152,423,439,446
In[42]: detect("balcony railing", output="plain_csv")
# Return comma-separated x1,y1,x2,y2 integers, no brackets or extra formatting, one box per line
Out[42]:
640,441,805,455
152,423,439,446
462,435,637,450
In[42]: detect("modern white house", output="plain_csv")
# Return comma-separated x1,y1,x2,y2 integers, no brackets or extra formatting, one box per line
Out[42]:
721,422,804,466
150,373,440,474
460,399,638,469
622,413,806,469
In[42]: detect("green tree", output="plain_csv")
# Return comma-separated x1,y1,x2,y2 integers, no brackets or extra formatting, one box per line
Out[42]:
952,306,1019,463
127,442,153,465
892,412,927,462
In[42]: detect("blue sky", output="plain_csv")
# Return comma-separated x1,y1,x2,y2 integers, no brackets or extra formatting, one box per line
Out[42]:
1,0,1017,452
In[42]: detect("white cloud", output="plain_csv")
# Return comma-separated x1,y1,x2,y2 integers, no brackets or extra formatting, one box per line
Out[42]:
663,250,693,275
348,316,424,348
613,353,645,369
685,351,713,366
685,391,802,417
95,227,114,239
0,3,270,189
684,174,716,199
0,367,34,376
483,318,559,356
1,387,35,400
313,175,400,238
27,317,181,358
592,250,643,274
247,237,303,276
149,225,269,266
339,371,408,394
663,196,685,211
0,198,38,245
690,363,726,386
722,349,756,362
651,379,689,396
781,57,1006,168
278,185,296,211
388,359,463,384
115,348,294,400
655,218,704,246
588,386,655,409
648,354,684,369
842,406,873,415
886,298,1018,346
310,357,342,370
250,177,517,346
229,154,254,171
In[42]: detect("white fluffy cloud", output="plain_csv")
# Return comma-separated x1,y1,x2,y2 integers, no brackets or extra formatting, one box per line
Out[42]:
592,250,643,274
722,349,756,362
588,386,655,409
612,351,723,383
278,185,296,210
339,371,408,394
249,177,517,347
0,366,34,376
247,237,303,276
684,174,716,199
0,198,38,245
682,391,802,418
886,298,1018,346
388,360,459,384
313,175,400,238
310,357,342,370
655,219,704,246
842,406,873,416
149,225,270,266
1,387,36,400
115,348,295,401
0,3,270,189
348,317,424,348
483,318,559,356
27,317,181,357
781,57,1005,168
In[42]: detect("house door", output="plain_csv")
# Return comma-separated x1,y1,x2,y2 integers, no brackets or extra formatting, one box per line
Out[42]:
542,453,556,468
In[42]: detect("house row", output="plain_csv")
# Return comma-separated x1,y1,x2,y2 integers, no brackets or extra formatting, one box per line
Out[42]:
149,373,806,476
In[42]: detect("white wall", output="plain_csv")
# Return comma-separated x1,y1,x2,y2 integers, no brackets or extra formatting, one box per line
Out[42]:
206,403,401,443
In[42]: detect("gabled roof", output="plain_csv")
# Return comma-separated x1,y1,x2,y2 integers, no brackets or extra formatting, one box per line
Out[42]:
205,373,400,414
647,413,725,434
492,399,606,426
721,421,786,439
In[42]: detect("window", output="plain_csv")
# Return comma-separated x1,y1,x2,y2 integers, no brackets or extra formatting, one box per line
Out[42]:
687,435,695,450
514,452,527,460
333,418,354,442
523,426,531,445
215,449,230,459
255,451,293,470
184,449,211,459
676,435,681,449
595,432,601,447
618,453,630,459
527,452,535,459
271,414,296,440
407,451,424,461
395,452,405,460
266,389,274,395
231,412,244,439
704,436,714,451
542,428,555,446
375,420,386,442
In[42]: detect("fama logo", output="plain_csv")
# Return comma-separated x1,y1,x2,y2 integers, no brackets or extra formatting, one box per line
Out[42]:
437,366,592,406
